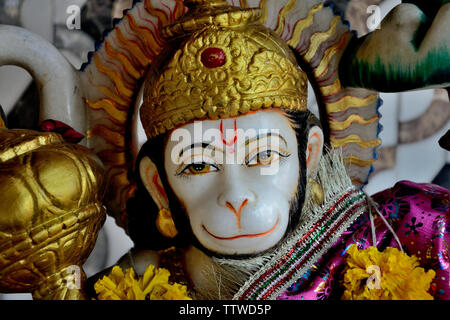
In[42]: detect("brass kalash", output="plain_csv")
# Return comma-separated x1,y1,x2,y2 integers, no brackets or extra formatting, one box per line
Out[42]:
0,128,105,300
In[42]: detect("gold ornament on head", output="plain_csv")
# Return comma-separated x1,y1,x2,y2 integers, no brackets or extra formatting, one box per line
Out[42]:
140,0,308,139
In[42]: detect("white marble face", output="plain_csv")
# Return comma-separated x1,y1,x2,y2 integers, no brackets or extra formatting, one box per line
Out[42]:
163,110,301,255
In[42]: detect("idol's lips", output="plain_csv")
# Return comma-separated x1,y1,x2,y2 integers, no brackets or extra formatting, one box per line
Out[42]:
202,220,279,240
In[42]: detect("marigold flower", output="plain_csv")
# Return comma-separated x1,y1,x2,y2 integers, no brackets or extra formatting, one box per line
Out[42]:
341,245,435,300
94,265,192,300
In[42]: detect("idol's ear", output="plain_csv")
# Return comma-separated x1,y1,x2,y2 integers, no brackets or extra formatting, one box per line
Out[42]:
305,126,324,177
139,157,169,210
139,156,178,238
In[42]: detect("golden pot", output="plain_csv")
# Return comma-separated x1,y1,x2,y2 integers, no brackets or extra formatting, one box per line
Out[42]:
0,129,106,300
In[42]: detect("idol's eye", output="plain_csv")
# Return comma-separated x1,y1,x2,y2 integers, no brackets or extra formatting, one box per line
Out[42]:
246,149,290,167
180,162,219,175
251,150,276,166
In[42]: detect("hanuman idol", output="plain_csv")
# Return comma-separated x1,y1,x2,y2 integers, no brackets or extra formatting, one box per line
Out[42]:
0,0,449,300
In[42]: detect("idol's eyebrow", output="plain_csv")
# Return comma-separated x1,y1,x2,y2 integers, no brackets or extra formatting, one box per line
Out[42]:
244,132,288,148
178,142,222,158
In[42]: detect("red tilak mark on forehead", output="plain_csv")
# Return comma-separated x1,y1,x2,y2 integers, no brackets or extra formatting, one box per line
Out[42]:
220,120,238,147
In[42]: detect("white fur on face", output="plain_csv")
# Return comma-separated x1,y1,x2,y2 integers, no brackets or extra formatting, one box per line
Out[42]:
164,111,300,255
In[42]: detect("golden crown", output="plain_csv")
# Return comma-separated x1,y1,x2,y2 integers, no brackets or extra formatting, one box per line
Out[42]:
140,0,308,139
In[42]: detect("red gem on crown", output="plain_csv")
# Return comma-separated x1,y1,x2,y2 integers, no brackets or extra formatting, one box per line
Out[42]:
201,47,226,68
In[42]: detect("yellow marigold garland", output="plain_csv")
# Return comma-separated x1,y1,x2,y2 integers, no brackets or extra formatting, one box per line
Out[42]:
94,264,192,300
341,244,436,300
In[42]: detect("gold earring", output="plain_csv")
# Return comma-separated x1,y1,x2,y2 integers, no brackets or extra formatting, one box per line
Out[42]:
309,178,324,206
156,208,178,238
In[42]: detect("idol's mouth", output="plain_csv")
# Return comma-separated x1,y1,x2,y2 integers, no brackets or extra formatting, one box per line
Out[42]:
202,220,279,240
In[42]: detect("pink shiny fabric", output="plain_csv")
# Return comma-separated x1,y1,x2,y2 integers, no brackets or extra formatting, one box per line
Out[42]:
277,181,450,300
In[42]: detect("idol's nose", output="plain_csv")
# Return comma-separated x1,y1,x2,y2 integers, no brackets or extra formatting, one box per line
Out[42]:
217,165,257,229
217,166,256,206
224,199,249,231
